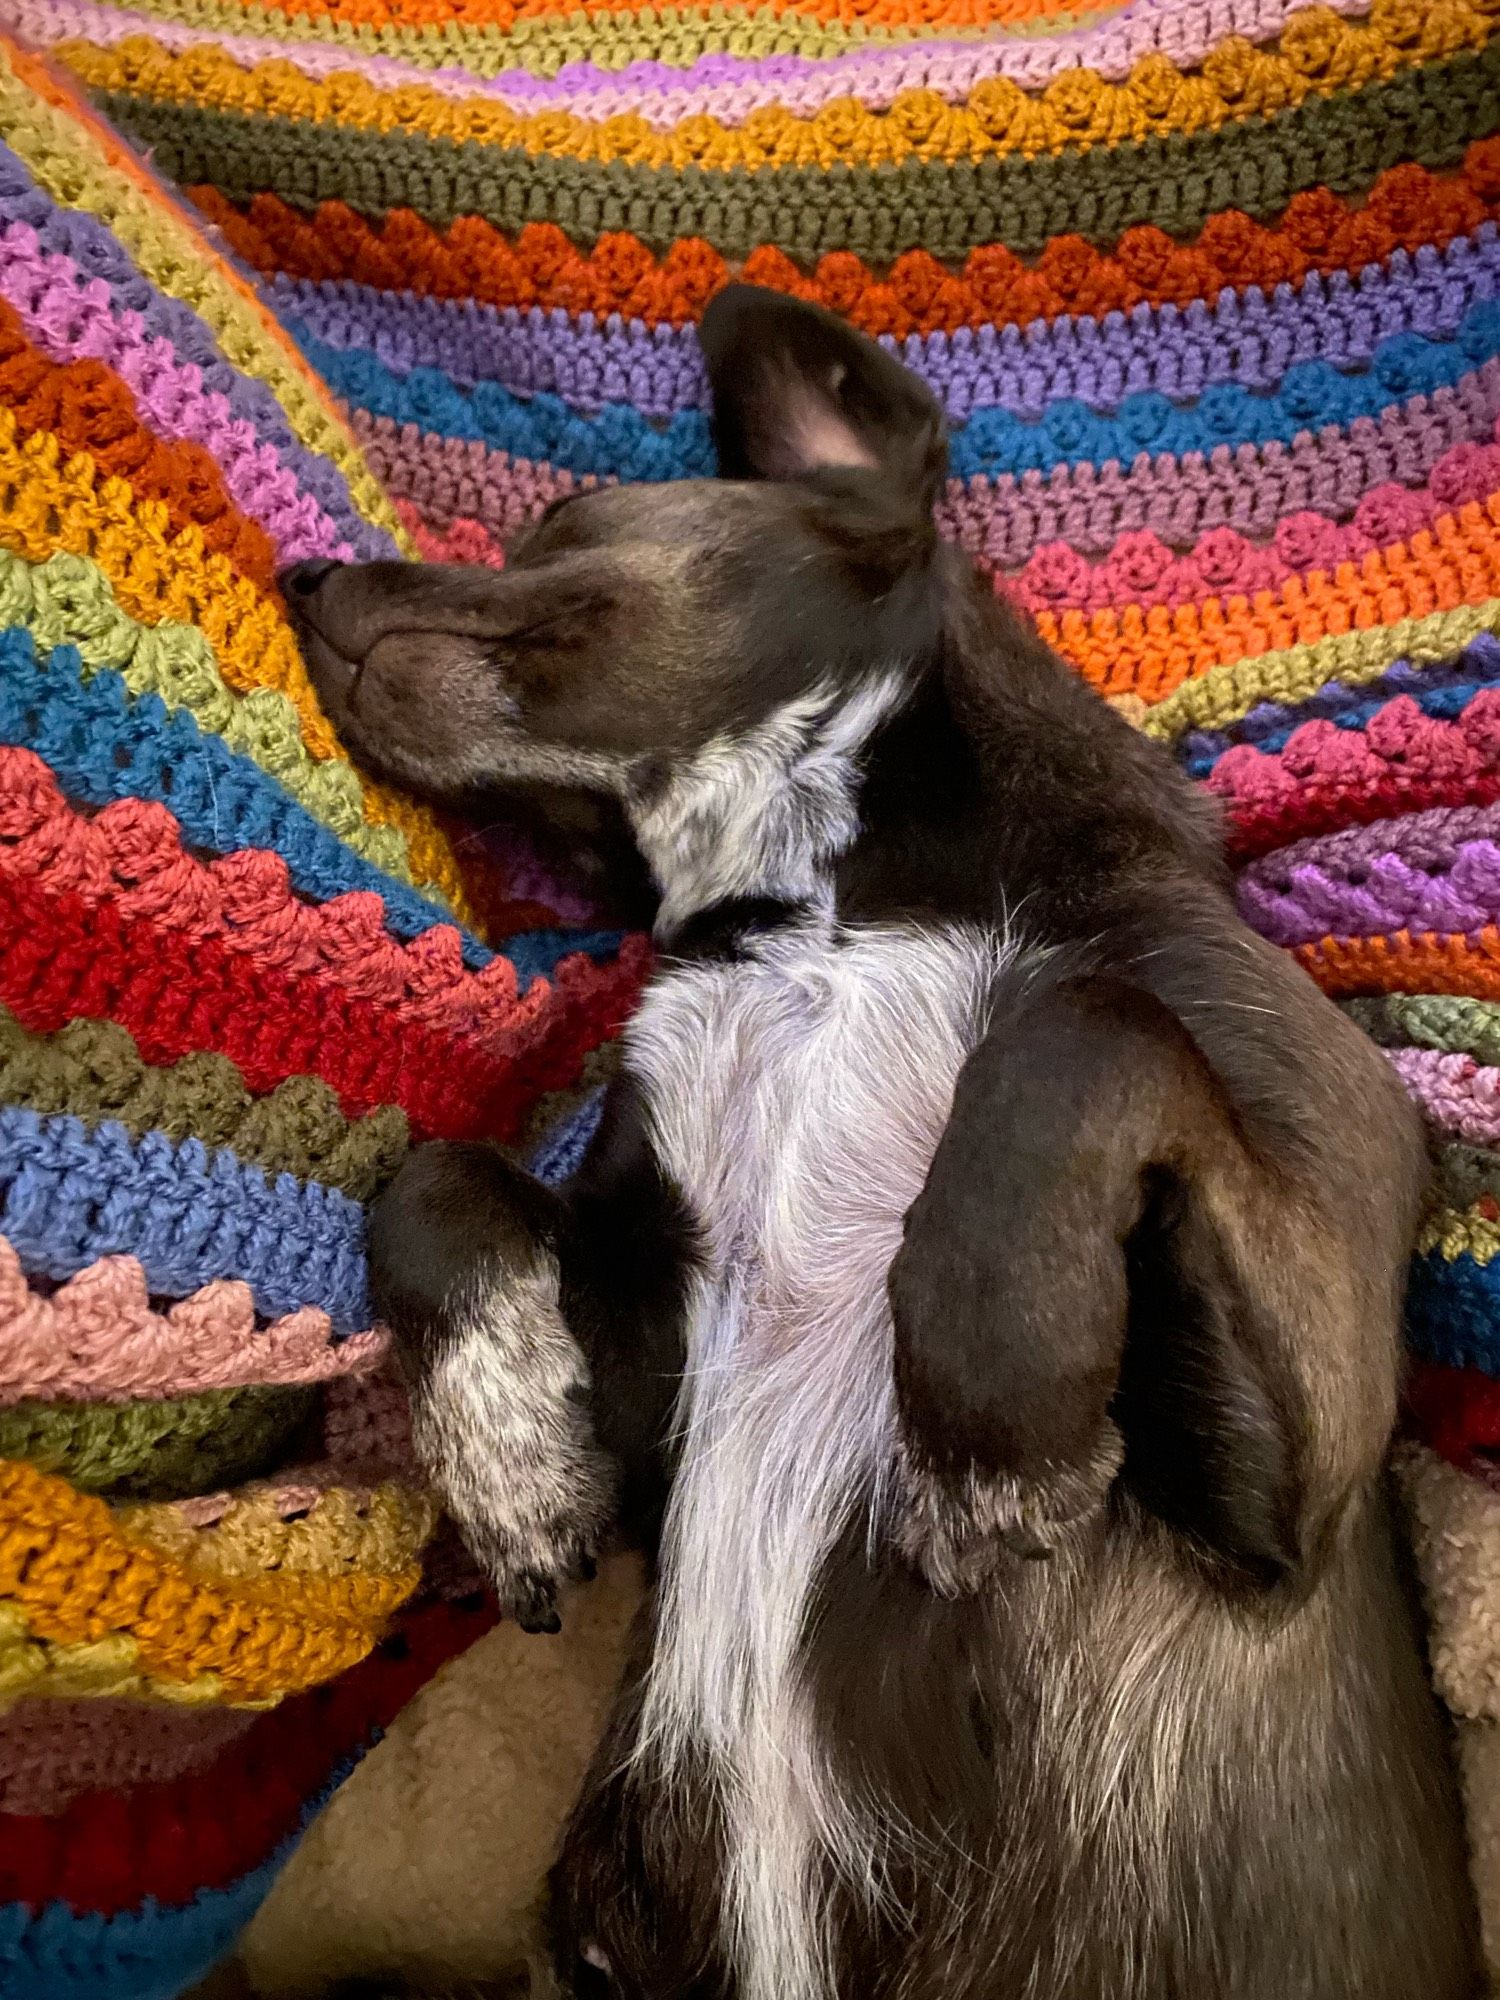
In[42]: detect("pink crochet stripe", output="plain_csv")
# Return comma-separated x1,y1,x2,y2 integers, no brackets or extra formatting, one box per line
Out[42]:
353,363,1500,574
1386,1046,1500,1147
1207,693,1500,835
1011,470,1495,620
0,747,548,1043
1236,805,1500,947
941,363,1500,571
0,1699,255,1818
0,225,355,567
395,475,1487,626
397,501,505,569
0,1235,387,1405
13,0,1369,124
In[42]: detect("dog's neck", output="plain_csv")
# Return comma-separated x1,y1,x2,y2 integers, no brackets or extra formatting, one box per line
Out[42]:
626,673,911,943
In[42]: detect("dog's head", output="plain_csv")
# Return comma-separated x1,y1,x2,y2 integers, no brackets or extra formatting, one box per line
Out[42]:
286,287,963,923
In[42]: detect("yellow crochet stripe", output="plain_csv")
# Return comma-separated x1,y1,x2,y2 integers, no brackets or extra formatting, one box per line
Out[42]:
1418,1204,1500,1266
117,1481,439,1582
0,1601,252,1707
0,36,414,559
0,1458,422,1708
52,0,1114,73
1137,600,1500,743
0,417,473,920
58,0,1489,169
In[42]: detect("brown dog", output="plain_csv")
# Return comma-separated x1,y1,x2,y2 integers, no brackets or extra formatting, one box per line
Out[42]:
287,286,1480,2000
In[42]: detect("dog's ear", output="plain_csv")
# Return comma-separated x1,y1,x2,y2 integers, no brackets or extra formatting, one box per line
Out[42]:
699,284,947,512
889,971,1391,1600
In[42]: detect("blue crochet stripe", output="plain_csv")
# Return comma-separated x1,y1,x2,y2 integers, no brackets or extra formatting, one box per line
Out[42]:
0,625,494,970
272,224,1500,422
0,1108,368,1333
294,301,1500,485
1177,635,1500,779
0,1748,369,2000
529,1086,607,1186
0,626,629,983
1406,1251,1500,1376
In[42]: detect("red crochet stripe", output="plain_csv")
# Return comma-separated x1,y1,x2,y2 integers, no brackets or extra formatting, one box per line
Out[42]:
1405,1360,1500,1476
0,871,647,1142
1210,692,1500,861
0,1595,497,1914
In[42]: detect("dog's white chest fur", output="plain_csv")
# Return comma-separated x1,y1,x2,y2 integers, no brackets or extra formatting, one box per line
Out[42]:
624,919,1013,2000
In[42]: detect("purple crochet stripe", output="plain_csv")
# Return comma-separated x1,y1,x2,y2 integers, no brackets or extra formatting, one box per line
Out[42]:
21,0,1367,122
1238,805,1500,947
351,359,1500,567
1386,1046,1500,1149
0,146,396,566
274,229,1500,426
2,229,357,567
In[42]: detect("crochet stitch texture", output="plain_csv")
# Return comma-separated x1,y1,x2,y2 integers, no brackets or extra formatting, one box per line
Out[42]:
15,0,1500,1985
0,29,640,2000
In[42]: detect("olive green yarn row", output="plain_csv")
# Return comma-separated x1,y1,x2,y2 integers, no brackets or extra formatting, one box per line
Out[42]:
0,1384,319,1500
90,39,1500,260
1343,994,1500,1069
0,1010,408,1203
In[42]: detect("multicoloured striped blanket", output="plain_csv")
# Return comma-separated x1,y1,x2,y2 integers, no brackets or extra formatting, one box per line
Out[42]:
10,0,1500,1985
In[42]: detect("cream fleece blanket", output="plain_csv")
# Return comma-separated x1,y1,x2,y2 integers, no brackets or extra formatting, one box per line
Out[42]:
232,1470,1498,1994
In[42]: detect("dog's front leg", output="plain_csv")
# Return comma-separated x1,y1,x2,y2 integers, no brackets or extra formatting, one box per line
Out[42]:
369,1078,693,1631
888,957,1400,1603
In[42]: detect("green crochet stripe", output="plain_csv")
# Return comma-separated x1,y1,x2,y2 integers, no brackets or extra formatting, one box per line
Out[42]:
90,42,1500,259
0,1384,318,1500
1343,994,1500,1069
0,1010,408,1203
1431,1140,1500,1214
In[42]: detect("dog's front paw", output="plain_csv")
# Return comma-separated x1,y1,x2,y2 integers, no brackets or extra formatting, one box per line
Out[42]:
895,1425,1123,1597
368,1141,617,1633
407,1276,616,1634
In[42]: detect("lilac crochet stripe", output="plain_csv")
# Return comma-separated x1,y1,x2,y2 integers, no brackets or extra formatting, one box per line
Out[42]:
353,360,1500,569
1387,1047,1500,1149
1237,805,1500,947
0,148,395,566
23,0,1367,121
279,228,1500,426
1,230,364,568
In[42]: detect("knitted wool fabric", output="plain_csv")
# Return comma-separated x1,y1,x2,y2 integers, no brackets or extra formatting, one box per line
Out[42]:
21,0,1500,1981
0,29,644,2000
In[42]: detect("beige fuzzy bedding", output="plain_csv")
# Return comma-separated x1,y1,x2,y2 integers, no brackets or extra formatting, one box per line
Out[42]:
219,1447,1500,1995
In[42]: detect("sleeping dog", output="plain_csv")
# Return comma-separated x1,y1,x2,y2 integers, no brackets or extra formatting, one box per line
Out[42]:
286,286,1480,2000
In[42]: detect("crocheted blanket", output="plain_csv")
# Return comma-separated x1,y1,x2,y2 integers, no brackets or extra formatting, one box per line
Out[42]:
14,0,1500,1986
0,29,643,2000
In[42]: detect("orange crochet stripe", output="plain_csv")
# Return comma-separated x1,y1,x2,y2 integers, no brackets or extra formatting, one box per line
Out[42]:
188,145,1500,337
0,1458,419,1703
197,0,1113,33
1296,928,1500,1001
65,4,1488,174
0,296,277,597
1033,500,1500,702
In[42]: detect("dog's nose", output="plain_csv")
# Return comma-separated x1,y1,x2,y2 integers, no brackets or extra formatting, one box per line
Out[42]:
280,558,343,600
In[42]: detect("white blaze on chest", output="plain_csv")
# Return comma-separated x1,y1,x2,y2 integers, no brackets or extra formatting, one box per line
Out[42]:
627,920,1015,2000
